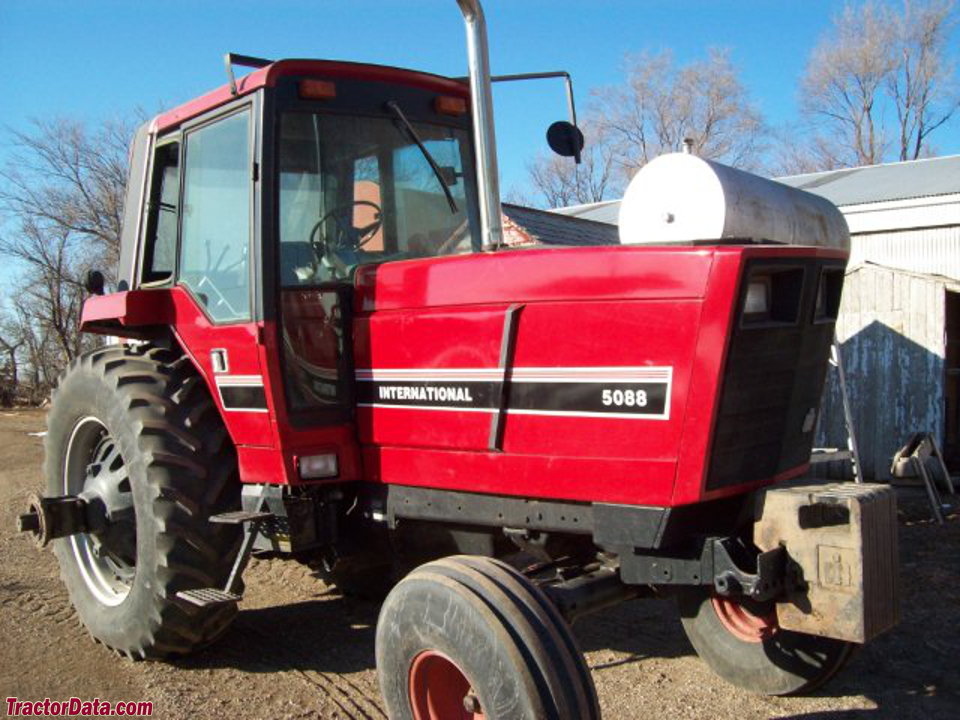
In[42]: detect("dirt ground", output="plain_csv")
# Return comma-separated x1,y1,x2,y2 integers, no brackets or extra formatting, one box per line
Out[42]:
0,408,957,719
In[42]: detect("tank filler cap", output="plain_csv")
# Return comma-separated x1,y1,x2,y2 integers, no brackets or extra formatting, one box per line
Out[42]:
617,153,850,251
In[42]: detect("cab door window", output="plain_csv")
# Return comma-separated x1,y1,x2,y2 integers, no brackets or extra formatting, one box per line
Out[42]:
178,109,252,322
140,141,179,285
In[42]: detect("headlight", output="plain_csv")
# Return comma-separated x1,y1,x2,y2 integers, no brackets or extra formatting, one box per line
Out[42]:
298,453,339,479
744,278,771,317
741,267,804,326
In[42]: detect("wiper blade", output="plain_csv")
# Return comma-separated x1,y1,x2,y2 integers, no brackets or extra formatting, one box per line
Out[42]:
385,100,458,214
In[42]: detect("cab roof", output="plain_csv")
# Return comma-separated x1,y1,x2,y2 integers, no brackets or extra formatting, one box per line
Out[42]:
153,59,469,134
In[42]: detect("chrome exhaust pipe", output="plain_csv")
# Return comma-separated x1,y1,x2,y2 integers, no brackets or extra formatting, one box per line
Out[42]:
456,0,503,251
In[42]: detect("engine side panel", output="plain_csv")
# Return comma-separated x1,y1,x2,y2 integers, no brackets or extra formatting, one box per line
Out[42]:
353,245,713,505
354,244,845,507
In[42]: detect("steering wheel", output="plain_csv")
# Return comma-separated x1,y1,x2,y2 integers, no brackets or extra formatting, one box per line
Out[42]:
309,200,383,254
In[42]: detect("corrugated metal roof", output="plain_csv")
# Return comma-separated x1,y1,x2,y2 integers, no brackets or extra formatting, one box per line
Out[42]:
776,154,960,206
502,203,619,246
552,154,960,222
552,200,622,225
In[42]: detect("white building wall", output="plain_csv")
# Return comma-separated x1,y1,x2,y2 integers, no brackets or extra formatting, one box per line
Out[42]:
848,226,960,283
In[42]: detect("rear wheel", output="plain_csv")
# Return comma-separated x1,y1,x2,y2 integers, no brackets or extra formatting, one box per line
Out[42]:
376,556,599,720
678,587,857,695
46,344,242,658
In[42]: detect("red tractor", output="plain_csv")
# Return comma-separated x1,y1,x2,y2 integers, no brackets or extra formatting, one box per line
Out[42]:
19,2,899,717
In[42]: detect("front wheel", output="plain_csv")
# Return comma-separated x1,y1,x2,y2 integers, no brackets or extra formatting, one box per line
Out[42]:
376,556,599,720
678,587,857,695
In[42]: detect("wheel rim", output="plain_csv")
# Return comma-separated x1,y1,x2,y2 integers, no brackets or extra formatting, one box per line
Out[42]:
711,595,779,643
64,417,136,607
408,650,485,720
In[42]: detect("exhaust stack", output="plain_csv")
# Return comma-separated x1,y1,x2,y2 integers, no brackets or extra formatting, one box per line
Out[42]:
456,0,503,250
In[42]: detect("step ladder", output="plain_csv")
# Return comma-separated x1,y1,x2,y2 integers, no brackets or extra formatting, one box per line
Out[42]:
176,509,275,608
810,338,863,482
890,432,956,525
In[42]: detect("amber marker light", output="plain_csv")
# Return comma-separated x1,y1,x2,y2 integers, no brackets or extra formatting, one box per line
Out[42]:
299,79,336,100
434,95,468,116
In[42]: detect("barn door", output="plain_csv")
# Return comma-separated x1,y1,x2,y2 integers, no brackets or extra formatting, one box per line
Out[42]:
945,290,960,470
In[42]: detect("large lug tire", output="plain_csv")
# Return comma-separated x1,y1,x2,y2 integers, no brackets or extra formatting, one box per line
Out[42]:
376,555,599,720
678,587,857,696
45,344,242,659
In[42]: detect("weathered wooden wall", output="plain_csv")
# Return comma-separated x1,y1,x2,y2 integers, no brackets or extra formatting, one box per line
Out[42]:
816,263,956,479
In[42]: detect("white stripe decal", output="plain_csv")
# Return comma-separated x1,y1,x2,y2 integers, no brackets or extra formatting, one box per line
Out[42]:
354,366,673,421
215,375,265,387
214,375,269,413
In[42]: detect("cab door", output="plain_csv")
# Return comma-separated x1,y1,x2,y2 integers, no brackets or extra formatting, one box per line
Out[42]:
137,100,274,452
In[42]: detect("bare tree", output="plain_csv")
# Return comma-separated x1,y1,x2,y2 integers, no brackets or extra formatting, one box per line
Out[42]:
593,49,766,175
798,0,958,170
889,0,959,160
524,122,622,208
0,116,133,274
800,2,896,167
0,115,136,401
771,126,848,176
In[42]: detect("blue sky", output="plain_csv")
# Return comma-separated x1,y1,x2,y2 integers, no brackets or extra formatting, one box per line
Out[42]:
1,0,958,195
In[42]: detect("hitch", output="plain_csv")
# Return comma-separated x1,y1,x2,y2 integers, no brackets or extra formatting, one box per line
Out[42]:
17,494,91,547
710,537,786,601
619,536,788,602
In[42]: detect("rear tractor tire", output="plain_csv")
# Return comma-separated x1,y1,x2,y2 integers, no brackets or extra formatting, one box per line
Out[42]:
45,344,242,659
678,587,857,695
376,555,599,720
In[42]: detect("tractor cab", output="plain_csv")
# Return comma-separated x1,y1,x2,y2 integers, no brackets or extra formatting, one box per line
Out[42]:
91,59,491,486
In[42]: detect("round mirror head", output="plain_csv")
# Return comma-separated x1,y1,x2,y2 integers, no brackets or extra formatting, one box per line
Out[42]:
85,269,105,296
546,121,585,158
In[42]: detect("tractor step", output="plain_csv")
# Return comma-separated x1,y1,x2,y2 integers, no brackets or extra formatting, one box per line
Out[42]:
176,588,242,608
209,510,274,525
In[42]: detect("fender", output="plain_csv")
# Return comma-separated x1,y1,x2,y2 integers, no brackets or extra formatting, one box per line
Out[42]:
80,289,175,338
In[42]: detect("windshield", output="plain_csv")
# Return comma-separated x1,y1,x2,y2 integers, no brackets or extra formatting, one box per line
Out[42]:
278,111,479,285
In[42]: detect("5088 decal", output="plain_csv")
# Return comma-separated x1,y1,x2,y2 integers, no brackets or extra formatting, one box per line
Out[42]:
601,388,648,408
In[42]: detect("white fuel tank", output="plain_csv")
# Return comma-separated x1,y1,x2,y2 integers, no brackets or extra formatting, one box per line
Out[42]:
617,153,849,251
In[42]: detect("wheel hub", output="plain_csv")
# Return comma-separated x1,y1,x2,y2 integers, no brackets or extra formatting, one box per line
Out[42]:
711,595,779,643
408,650,485,720
64,417,137,606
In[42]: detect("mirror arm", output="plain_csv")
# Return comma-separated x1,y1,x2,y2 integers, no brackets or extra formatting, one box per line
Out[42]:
462,71,582,164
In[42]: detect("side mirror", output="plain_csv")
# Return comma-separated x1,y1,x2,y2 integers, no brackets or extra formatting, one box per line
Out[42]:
438,165,461,186
84,270,105,296
546,121,585,164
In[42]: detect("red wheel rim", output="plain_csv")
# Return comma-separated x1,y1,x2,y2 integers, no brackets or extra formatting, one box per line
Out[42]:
408,650,485,720
711,595,779,643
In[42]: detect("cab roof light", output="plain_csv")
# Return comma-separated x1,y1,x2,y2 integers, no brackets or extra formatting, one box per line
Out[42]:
434,95,468,116
299,79,336,100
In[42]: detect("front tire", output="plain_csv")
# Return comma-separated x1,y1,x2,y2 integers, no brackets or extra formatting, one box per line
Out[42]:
678,587,856,695
45,344,242,658
376,556,599,720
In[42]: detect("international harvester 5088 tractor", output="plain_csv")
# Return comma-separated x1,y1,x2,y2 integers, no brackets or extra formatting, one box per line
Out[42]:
18,2,899,717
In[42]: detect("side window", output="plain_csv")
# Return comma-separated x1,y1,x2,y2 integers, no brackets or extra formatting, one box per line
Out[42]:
140,141,179,284
179,110,252,322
